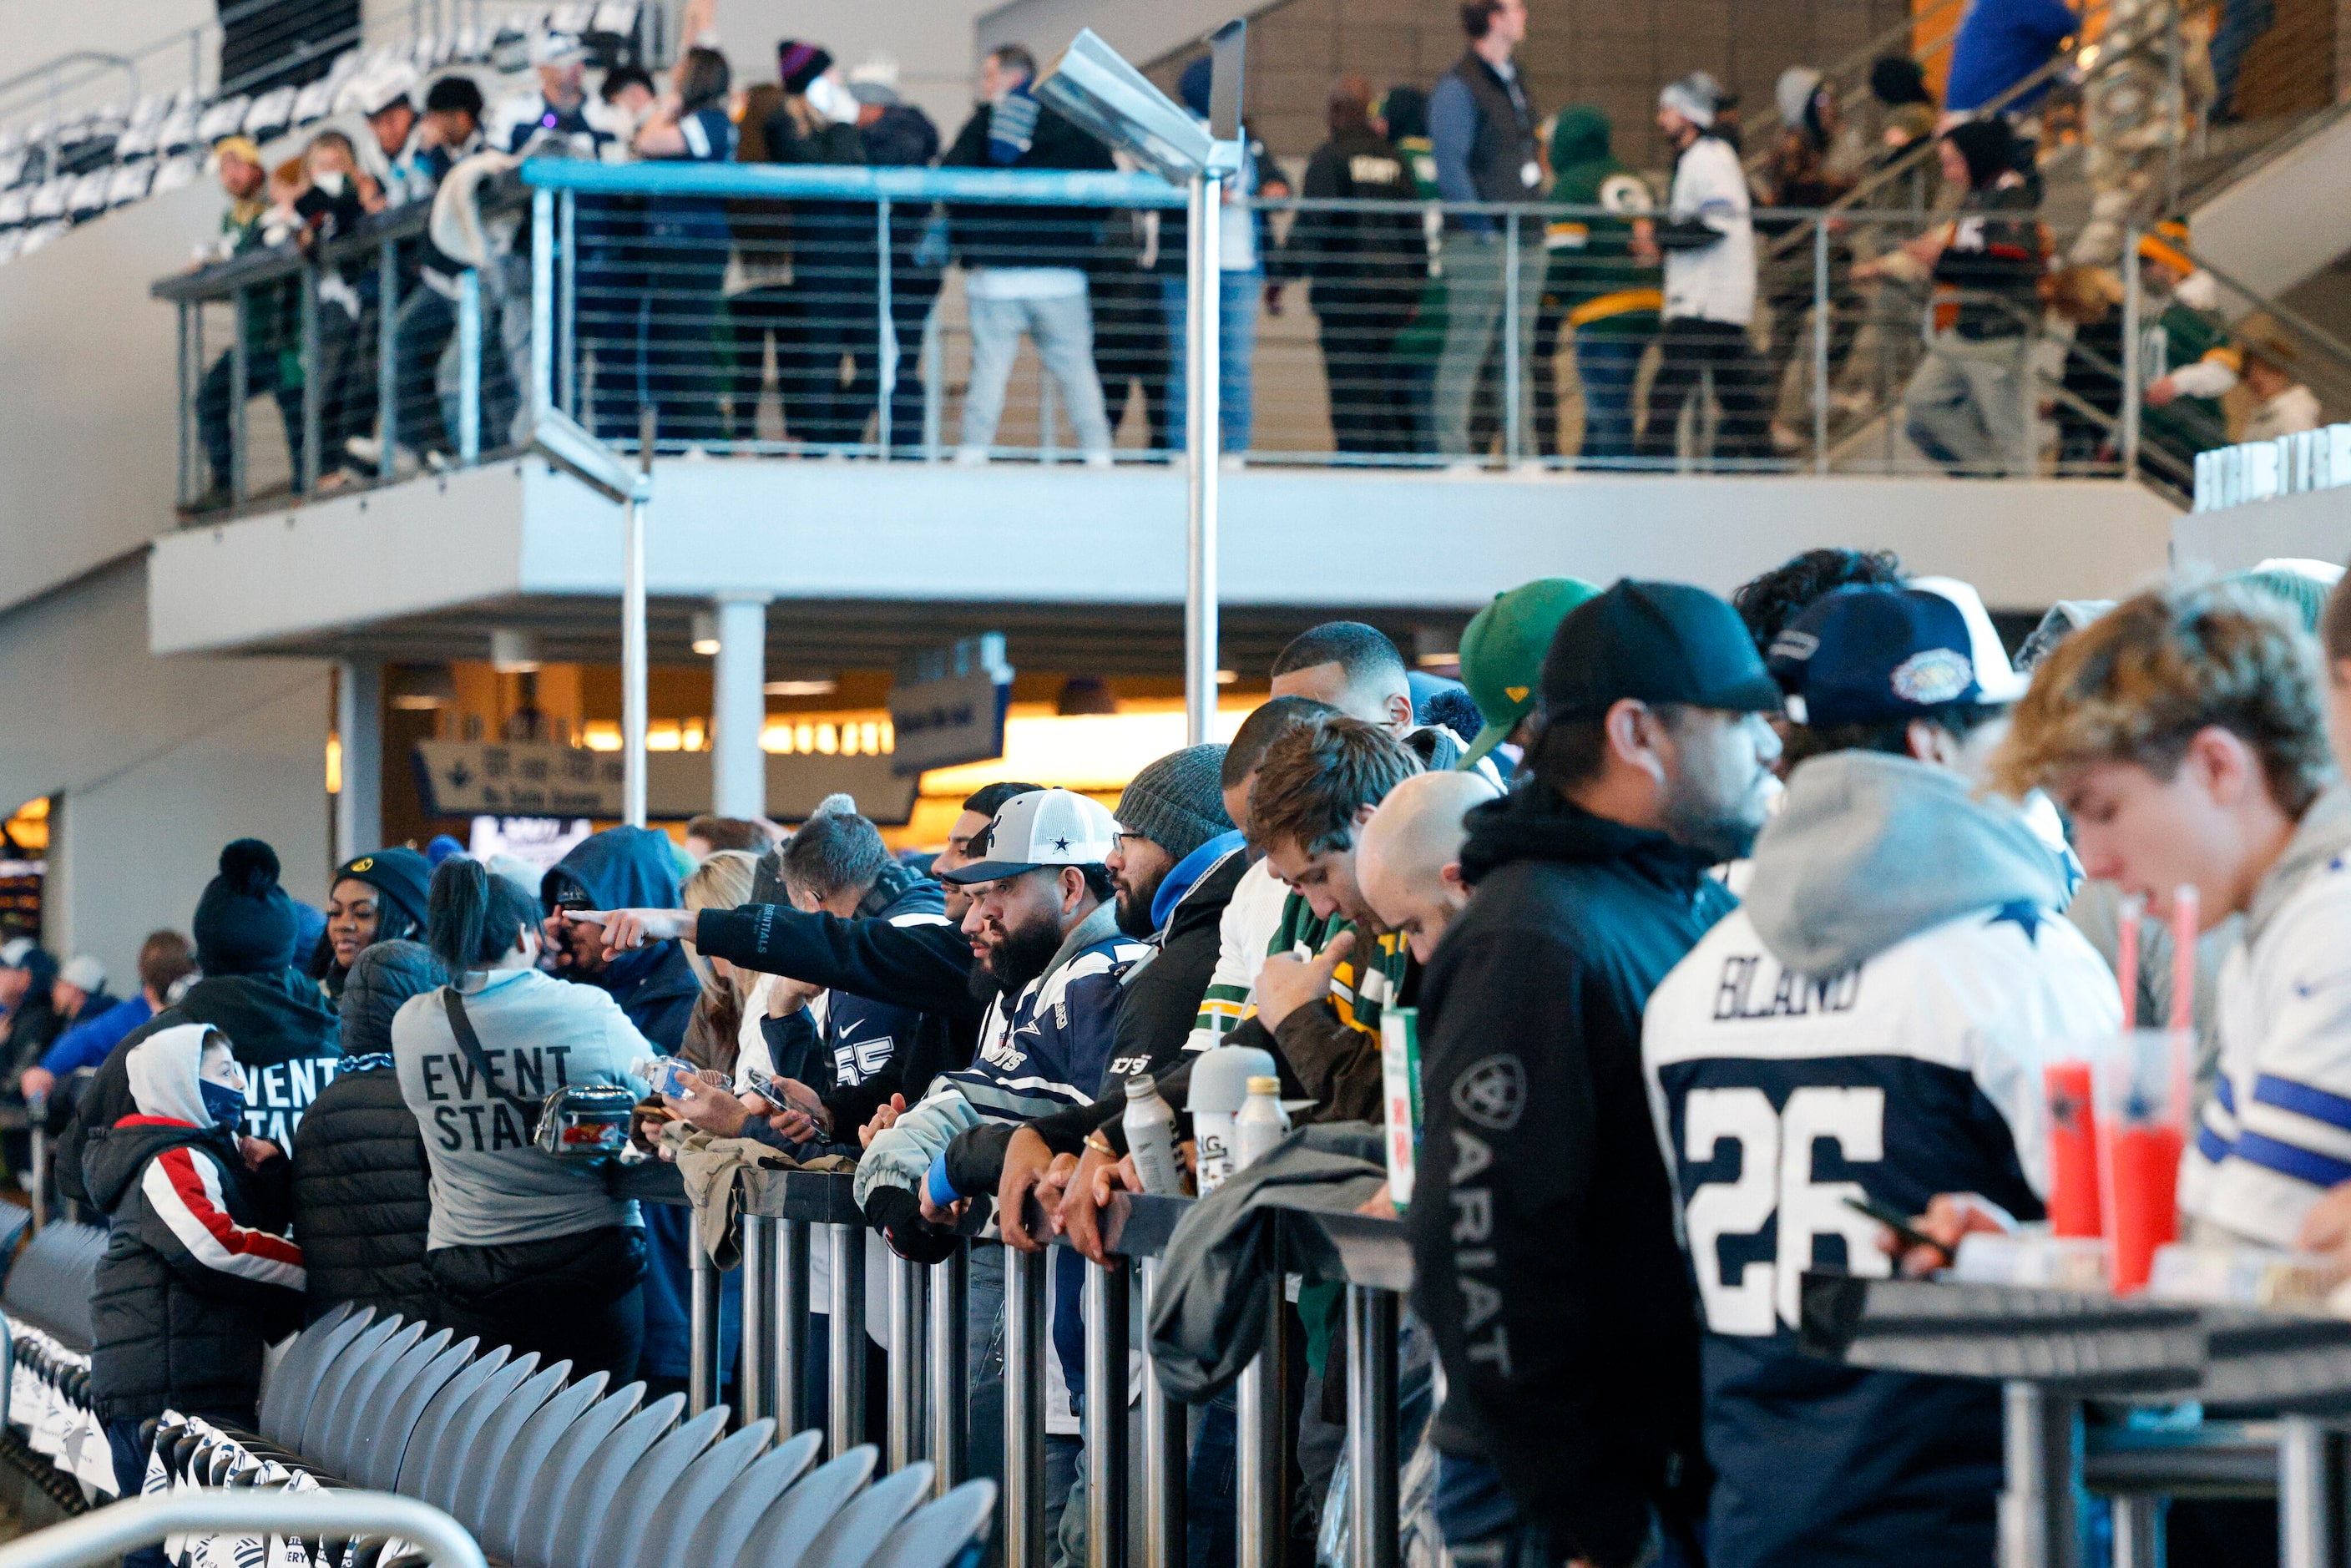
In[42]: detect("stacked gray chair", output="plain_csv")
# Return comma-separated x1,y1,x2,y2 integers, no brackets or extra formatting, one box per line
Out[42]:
669,1431,825,1568
863,1484,1000,1568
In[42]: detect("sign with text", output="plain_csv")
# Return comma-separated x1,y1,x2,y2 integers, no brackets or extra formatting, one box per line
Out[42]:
888,634,1014,777
416,741,627,818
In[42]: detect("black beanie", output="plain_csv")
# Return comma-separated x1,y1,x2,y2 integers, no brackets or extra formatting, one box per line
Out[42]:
1945,117,2015,190
330,847,432,938
193,838,299,977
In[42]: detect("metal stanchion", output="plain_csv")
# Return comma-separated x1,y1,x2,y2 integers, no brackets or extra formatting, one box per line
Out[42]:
688,1242,720,1416
2278,1415,2341,1568
1236,1298,1282,1568
887,1252,927,1471
1004,1243,1049,1568
739,1215,773,1428
1997,1382,2081,1568
1139,1257,1186,1568
297,267,320,493
1084,1257,1130,1568
1344,1286,1398,1568
26,1129,45,1233
230,283,249,501
928,1243,970,1493
777,1218,812,1435
2110,1496,2161,1568
377,240,398,478
828,1222,867,1455
458,269,483,467
1810,219,1831,475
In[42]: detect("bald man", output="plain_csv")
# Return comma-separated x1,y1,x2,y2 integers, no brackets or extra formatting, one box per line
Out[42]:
1358,770,1499,962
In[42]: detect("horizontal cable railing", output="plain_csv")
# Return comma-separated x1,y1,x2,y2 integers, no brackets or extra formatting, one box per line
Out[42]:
148,158,2348,510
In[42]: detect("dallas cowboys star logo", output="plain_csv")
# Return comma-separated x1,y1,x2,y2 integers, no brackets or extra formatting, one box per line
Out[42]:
1990,901,2044,943
1054,837,1069,853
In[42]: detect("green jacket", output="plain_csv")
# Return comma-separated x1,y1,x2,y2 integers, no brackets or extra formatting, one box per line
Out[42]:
2143,297,2236,457
220,204,303,382
1543,107,1661,338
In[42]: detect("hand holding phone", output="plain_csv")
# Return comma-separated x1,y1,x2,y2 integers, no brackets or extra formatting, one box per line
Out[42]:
1845,1194,1954,1267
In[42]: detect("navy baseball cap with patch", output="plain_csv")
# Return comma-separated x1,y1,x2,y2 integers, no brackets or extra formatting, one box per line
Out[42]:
1768,585,1984,727
1541,579,1783,721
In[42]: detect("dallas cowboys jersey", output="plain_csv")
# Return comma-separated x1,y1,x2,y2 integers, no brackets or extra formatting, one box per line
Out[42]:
2182,827,2351,1247
1641,901,2119,1568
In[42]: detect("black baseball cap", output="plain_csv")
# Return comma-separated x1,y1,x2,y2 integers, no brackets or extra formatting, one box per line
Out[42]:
1540,579,1783,721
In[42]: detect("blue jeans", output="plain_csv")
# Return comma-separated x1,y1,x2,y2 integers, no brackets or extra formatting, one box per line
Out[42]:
1433,1454,1677,1568
1160,270,1260,453
1188,1391,1236,1568
1574,335,1646,463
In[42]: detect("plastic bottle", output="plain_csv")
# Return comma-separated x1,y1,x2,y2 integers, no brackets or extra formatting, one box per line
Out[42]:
1122,1074,1184,1196
1188,1044,1277,1194
1233,1076,1291,1171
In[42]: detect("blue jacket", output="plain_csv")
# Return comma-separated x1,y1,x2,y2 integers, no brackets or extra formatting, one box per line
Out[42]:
43,994,154,1077
549,825,727,1382
1945,0,2080,112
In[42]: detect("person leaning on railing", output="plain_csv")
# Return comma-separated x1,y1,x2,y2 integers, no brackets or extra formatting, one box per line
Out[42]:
763,41,881,448
629,47,736,448
191,137,304,508
393,857,653,1382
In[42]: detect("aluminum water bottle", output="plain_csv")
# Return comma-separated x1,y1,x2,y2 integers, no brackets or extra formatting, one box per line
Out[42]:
1122,1074,1184,1196
1233,1076,1290,1171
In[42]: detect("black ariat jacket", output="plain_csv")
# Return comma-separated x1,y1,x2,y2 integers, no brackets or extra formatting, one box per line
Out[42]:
88,1115,304,1424
1406,783,1727,1568
58,969,340,1208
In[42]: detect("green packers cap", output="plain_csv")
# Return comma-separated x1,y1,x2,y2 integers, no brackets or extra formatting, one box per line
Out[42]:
1456,578,1600,768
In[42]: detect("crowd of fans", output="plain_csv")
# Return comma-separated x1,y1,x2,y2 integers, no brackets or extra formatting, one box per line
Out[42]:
179,0,2329,498
30,544,2351,1566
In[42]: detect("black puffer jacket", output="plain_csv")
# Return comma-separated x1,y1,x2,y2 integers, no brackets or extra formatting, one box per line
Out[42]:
291,941,442,1324
88,1025,306,1424
58,968,341,1209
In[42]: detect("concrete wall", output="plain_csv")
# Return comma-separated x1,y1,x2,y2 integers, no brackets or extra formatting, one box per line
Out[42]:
0,554,331,984
0,179,220,619
2174,487,2351,577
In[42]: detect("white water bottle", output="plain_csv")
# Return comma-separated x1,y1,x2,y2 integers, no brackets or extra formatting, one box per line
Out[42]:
1121,1074,1184,1196
1233,1076,1291,1171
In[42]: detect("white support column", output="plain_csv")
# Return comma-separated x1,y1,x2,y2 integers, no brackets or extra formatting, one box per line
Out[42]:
710,594,771,819
334,659,383,862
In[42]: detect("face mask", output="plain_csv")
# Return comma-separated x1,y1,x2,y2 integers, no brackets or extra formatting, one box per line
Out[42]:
200,1079,247,1131
806,75,862,128
314,171,346,196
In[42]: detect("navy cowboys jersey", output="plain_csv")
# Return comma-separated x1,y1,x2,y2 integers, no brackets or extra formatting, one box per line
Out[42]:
1642,899,2118,1567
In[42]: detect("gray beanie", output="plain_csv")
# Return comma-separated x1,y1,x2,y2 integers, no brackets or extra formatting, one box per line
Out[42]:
1116,744,1235,864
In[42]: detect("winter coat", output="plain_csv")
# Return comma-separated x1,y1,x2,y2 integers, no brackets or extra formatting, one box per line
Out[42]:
41,994,154,1078
88,1025,306,1424
941,98,1116,274
1656,133,1755,326
58,969,341,1209
292,1059,437,1324
1407,781,1724,1566
2185,787,2351,1247
1287,126,1421,306
1641,753,2118,1568
291,933,445,1324
1544,106,1661,340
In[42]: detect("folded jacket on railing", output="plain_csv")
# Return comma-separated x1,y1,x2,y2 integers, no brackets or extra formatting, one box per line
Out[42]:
1146,1122,1387,1404
662,1124,853,1267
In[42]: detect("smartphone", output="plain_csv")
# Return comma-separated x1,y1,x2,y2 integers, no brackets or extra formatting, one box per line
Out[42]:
739,1066,780,1103
1843,1194,1953,1264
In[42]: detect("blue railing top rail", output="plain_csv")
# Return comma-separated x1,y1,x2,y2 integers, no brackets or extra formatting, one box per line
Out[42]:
518,159,1193,207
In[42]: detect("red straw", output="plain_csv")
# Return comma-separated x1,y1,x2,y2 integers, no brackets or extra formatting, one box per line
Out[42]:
2116,894,2143,1032
2170,883,2199,1128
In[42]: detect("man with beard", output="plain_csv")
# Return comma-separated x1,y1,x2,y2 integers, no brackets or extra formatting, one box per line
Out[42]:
854,787,1147,1551
992,745,1242,1246
1408,579,1782,1568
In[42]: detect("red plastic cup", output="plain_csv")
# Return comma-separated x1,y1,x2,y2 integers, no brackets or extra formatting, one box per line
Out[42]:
2044,1060,2101,1238
2096,1030,2190,1294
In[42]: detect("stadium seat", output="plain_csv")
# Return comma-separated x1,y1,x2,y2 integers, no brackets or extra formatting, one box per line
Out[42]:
295,1316,407,1460
477,1369,611,1560
601,1417,774,1568
445,1356,569,1529
354,1331,477,1490
397,1344,521,1502
529,1393,692,1568
572,1404,739,1568
506,1381,653,1568
305,1319,427,1468
260,1305,373,1445
726,1446,879,1568
861,1482,999,1568
794,1462,936,1568
673,1429,823,1568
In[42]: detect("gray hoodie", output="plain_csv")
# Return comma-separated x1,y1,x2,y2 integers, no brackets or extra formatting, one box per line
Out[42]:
1745,751,2072,978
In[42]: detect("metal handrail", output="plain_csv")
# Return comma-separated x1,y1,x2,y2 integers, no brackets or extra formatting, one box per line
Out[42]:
0,1491,486,1568
1740,0,1970,169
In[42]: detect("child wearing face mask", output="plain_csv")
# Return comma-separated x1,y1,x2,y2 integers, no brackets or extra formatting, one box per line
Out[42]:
88,1025,304,1512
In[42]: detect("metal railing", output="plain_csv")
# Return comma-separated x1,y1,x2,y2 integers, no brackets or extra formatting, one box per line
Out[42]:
672,1166,1409,1568
0,1490,487,1568
151,155,2351,508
